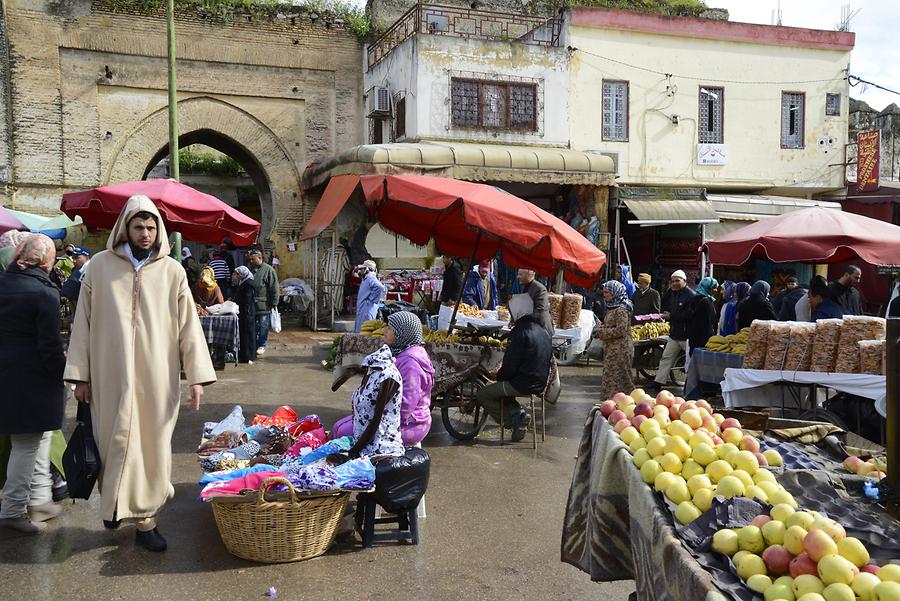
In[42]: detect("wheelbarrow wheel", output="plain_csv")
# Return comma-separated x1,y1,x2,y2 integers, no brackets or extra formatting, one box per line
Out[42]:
439,377,489,440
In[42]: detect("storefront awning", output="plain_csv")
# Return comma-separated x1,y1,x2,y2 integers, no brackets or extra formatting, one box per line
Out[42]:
299,174,359,240
303,141,617,190
623,199,719,226
706,194,842,221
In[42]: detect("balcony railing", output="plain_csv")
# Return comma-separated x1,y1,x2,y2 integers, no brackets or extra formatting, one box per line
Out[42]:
367,3,562,70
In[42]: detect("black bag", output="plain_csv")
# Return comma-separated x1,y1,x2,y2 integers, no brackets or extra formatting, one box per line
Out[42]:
373,447,430,514
62,402,101,500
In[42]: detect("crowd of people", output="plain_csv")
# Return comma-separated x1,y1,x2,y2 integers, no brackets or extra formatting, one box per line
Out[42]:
0,195,281,548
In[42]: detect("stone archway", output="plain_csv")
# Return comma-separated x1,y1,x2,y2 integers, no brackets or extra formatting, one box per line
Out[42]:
105,96,300,239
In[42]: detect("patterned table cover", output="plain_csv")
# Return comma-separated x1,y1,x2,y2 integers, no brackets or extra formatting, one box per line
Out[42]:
684,349,745,400
561,406,732,601
199,314,239,354
332,333,505,396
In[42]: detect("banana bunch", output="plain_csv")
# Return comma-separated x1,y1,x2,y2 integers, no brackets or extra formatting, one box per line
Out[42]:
630,321,670,341
423,329,461,344
360,319,386,337
704,328,751,354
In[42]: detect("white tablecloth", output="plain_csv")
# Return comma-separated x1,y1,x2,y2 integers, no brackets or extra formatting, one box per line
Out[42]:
554,309,596,357
721,368,886,414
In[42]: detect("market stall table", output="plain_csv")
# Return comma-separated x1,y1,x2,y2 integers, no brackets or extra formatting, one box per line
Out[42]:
683,349,745,400
721,368,886,411
199,314,239,366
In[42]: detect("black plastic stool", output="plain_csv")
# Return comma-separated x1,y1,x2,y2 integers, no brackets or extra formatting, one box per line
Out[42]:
354,492,419,548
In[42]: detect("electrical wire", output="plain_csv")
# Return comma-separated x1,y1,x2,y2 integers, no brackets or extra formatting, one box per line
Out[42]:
848,75,900,97
570,46,847,85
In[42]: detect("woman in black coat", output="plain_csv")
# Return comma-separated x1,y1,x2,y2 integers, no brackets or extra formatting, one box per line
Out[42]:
687,277,719,354
232,266,257,364
737,280,778,330
0,234,67,534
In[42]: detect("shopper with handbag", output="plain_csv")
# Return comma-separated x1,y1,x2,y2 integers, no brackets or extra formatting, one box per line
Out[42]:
0,234,67,533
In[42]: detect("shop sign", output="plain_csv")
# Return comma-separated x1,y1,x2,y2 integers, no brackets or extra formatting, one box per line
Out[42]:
856,130,880,193
697,143,727,165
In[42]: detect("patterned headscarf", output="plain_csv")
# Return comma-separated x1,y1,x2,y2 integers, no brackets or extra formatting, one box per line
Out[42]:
696,277,719,301
733,282,751,304
603,280,632,311
200,266,217,290
0,230,32,249
234,265,253,283
386,310,424,355
13,233,56,273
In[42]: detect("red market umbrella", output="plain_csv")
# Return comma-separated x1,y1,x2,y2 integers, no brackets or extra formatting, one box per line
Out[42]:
356,174,606,287
702,207,900,266
0,205,28,235
61,179,260,246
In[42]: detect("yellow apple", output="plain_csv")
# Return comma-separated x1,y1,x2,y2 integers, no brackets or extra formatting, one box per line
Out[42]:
675,500,702,524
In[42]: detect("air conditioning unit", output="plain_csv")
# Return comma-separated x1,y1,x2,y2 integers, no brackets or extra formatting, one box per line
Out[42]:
367,86,392,117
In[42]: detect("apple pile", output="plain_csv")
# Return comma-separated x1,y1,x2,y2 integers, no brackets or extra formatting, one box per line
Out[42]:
712,504,900,601
603,389,787,525
843,455,887,482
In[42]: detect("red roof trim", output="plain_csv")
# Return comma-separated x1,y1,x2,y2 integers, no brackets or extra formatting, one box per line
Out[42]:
570,7,855,51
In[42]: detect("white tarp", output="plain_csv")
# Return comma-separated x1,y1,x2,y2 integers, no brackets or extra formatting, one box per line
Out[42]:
721,368,885,411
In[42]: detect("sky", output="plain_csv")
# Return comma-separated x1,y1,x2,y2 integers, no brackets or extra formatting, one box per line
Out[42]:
710,1,899,111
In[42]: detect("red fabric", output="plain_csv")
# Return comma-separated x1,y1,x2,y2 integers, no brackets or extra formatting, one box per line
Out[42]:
287,415,323,437
283,428,328,457
703,207,900,266
61,179,260,246
252,405,299,428
0,206,27,235
300,174,359,241
358,175,606,288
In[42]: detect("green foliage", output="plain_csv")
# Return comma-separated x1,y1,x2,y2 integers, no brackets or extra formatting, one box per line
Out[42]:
548,0,707,17
178,147,245,177
105,0,370,41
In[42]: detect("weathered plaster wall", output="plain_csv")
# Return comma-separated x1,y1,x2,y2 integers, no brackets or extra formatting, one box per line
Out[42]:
2,0,364,277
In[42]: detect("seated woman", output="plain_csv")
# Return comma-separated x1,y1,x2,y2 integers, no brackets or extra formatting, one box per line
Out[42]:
192,266,224,308
333,311,434,447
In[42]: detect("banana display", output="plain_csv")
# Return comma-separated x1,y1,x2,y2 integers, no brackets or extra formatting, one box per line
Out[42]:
631,321,670,341
359,319,386,337
704,327,750,354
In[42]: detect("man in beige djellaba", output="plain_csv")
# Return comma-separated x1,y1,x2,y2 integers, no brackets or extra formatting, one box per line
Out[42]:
64,195,216,552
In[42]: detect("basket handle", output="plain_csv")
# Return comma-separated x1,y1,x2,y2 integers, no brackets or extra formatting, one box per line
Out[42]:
256,476,297,506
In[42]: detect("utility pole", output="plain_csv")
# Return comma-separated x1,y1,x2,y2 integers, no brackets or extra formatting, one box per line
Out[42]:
167,0,179,182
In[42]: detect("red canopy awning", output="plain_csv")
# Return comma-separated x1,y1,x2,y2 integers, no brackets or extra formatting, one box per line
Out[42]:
702,207,900,266
299,174,358,241
303,174,605,287
61,179,260,246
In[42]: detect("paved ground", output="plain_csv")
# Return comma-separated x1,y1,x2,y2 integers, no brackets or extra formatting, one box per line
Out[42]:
0,331,634,601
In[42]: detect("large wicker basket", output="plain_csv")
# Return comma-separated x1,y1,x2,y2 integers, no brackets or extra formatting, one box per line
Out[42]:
210,476,350,563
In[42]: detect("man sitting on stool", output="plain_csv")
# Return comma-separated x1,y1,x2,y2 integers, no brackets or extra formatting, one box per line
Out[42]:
476,294,551,442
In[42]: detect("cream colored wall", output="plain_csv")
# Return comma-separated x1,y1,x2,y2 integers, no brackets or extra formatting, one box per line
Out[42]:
569,26,852,194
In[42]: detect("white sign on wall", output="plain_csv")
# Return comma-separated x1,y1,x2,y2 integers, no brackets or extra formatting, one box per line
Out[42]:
697,143,727,165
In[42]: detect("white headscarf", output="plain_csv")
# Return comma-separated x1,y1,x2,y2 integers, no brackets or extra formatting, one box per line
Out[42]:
508,293,534,323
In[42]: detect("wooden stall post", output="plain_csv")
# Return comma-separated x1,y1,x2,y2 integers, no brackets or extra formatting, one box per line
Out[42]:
887,317,900,518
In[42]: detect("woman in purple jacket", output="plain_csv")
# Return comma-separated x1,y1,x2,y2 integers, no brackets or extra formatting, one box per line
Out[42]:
332,311,435,446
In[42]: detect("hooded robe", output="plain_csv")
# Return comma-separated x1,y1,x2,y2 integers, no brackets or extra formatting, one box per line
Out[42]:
64,196,216,521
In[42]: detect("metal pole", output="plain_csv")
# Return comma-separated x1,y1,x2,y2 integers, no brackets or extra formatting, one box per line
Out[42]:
448,231,482,335
313,240,318,332
886,317,900,518
167,0,179,181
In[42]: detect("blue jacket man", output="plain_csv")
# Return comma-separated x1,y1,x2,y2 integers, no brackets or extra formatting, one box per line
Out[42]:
462,261,498,310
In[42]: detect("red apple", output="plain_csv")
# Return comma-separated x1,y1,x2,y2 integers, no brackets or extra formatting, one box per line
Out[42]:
609,410,626,425
655,392,674,408
680,400,698,414
668,405,680,421
711,435,724,445
861,564,881,575
701,415,719,433
843,456,864,473
599,400,617,418
634,402,654,418
697,399,713,413
752,515,772,528
674,397,685,404
763,545,792,576
614,419,631,434
632,415,648,429
752,451,769,467
740,435,761,453
789,553,819,578
720,418,742,431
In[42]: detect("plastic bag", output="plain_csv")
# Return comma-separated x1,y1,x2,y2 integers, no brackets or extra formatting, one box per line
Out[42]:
373,447,431,514
270,308,282,333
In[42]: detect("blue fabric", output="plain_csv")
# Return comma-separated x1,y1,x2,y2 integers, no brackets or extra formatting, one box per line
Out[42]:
354,273,385,332
255,312,270,348
696,277,719,301
812,299,845,321
462,269,499,310
334,456,375,488
683,348,745,400
300,436,354,465
198,464,274,486
208,405,246,437
721,302,739,336
619,265,636,299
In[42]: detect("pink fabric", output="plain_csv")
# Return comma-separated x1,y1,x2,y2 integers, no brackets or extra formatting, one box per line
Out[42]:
283,427,328,457
395,345,434,444
332,414,427,446
199,470,284,501
332,415,354,440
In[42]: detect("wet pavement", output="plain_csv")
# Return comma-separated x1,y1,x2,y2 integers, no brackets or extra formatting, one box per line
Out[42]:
0,333,634,600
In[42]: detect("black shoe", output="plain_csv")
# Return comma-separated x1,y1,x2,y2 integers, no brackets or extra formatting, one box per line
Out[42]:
510,411,529,443
644,382,662,394
52,484,69,502
103,519,121,530
135,527,167,552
